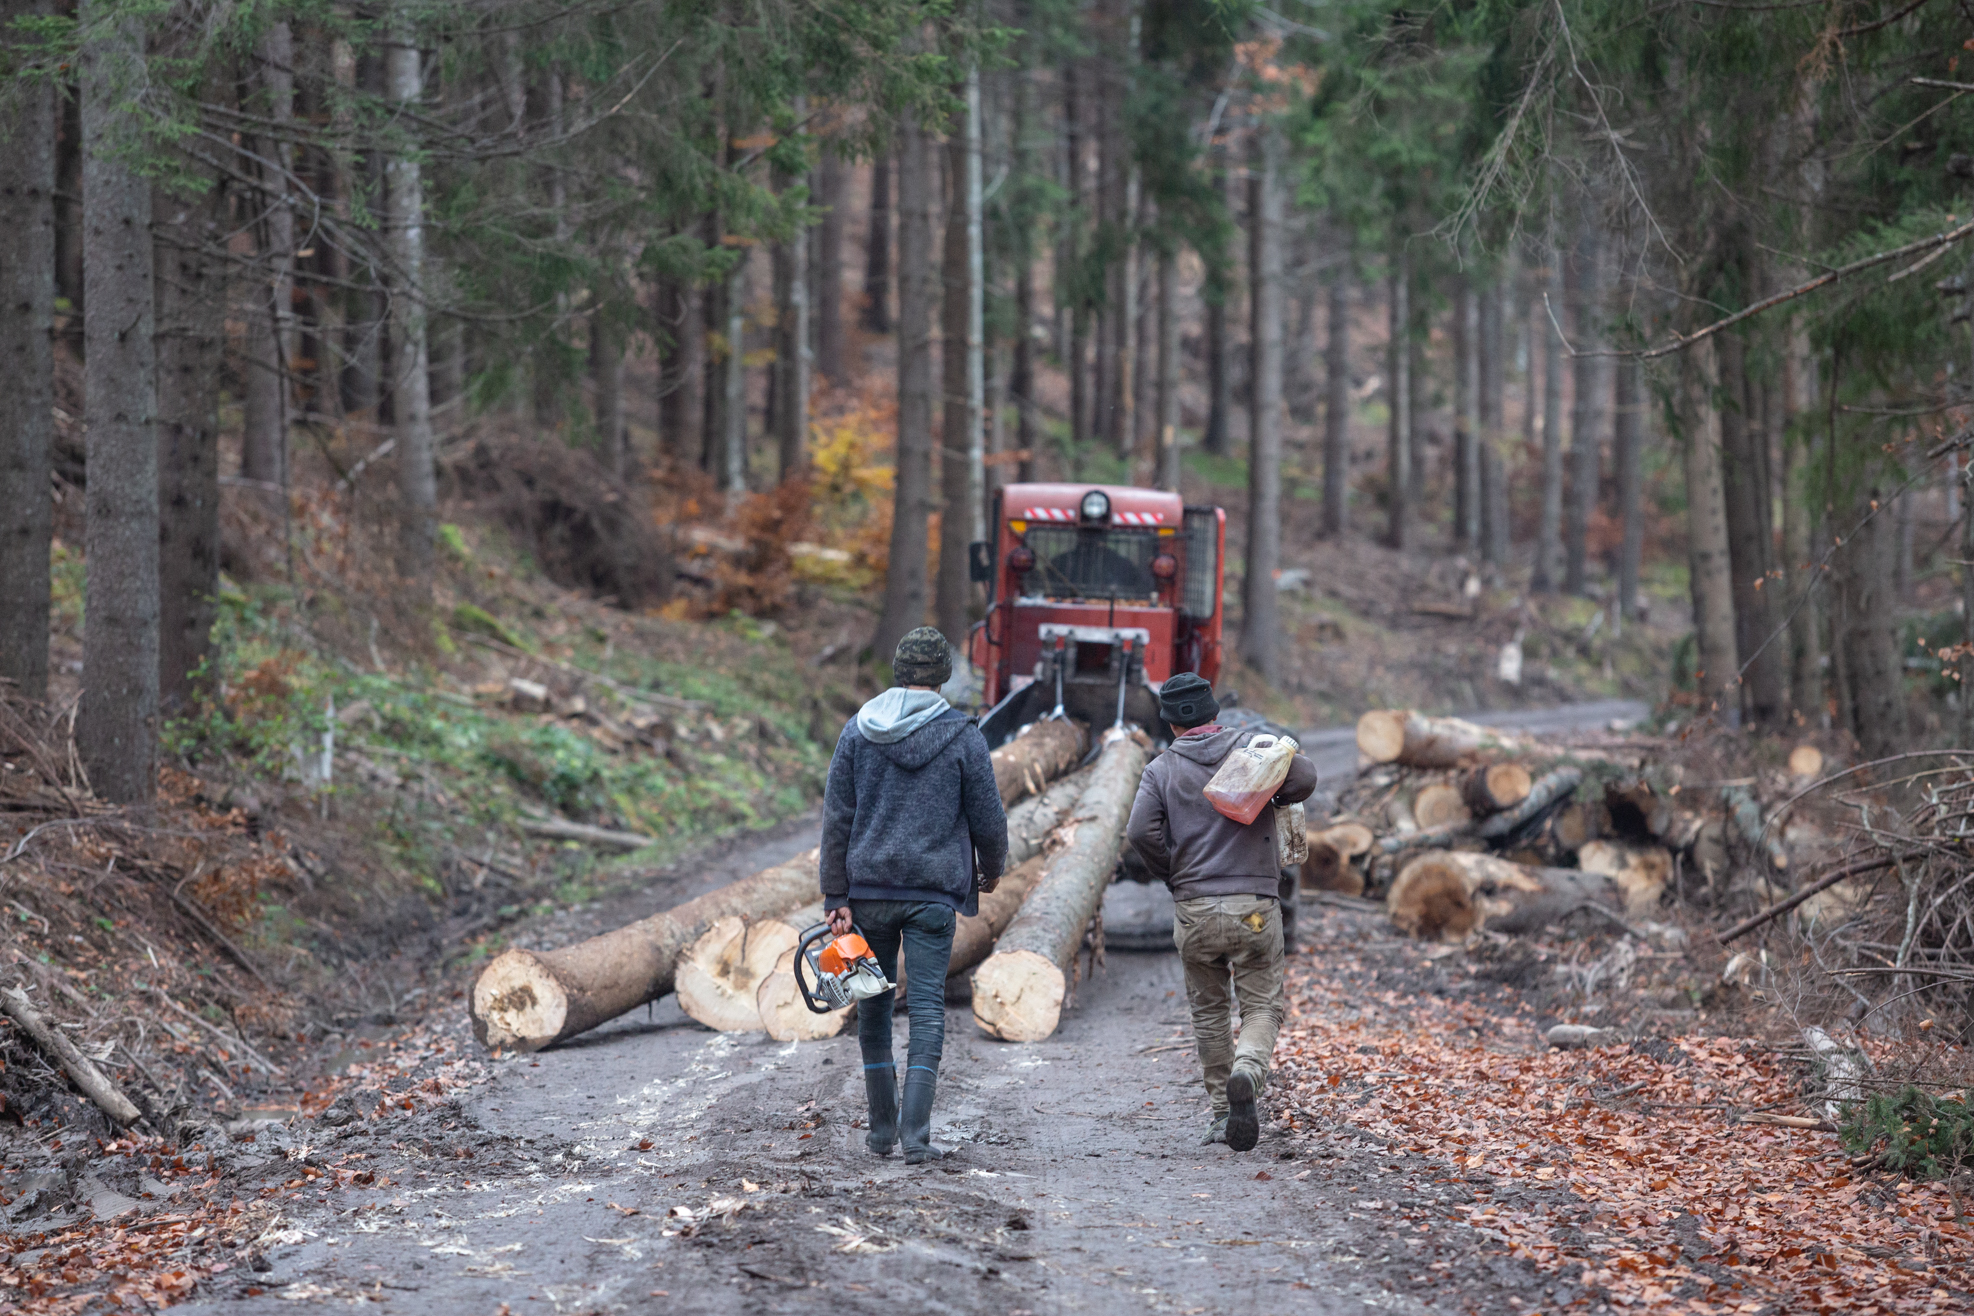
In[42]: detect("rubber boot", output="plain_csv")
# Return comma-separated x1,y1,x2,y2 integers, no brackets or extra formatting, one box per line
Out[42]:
1225,1068,1261,1152
900,1066,944,1164
863,1062,898,1157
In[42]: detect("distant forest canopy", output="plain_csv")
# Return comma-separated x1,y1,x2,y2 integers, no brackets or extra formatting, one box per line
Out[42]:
3,0,1974,801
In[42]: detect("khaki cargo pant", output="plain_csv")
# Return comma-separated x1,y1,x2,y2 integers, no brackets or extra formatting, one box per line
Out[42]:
1173,894,1285,1116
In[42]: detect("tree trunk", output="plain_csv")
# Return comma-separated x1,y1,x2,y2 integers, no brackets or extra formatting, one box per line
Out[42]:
0,6,55,702
1479,277,1508,567
1133,201,1156,465
387,28,436,588
1156,248,1180,491
1455,279,1481,550
1564,219,1605,596
990,716,1087,806
1682,339,1741,719
470,850,820,1051
77,0,159,804
972,731,1149,1042
1355,708,1534,768
591,313,625,479
1388,850,1629,943
1614,353,1644,620
1718,328,1785,726
1300,822,1374,896
775,156,810,481
1323,270,1349,537
1412,781,1471,831
874,111,936,661
1535,224,1565,591
1241,126,1284,683
722,260,748,496
1833,476,1909,759
936,77,985,649
1386,243,1411,550
1014,249,1037,483
950,853,1049,977
1462,762,1534,814
241,23,294,490
863,152,892,334
1781,339,1822,719
154,180,225,717
1204,278,1230,456
812,142,847,385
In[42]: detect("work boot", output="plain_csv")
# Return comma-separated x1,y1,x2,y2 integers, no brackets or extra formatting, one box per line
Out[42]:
900,1066,945,1165
863,1062,898,1156
1200,1115,1229,1146
1225,1070,1261,1152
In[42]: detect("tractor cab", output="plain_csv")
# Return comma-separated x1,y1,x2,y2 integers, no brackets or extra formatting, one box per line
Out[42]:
967,483,1226,750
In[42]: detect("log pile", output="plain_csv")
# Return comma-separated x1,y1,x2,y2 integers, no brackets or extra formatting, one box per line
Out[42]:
1323,707,1830,944
471,717,1097,1051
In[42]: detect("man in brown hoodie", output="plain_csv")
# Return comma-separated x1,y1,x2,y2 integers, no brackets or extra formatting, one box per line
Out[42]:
1125,673,1317,1150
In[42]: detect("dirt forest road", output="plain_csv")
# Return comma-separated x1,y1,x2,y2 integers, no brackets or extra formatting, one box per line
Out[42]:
182,701,1645,1316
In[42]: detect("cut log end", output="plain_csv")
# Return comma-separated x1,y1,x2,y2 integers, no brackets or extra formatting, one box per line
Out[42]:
1301,822,1374,895
1578,840,1672,919
1413,782,1473,831
676,915,801,1033
756,948,854,1042
1386,861,1480,942
971,948,1067,1043
1355,710,1408,763
1788,744,1824,779
470,949,570,1052
1463,763,1533,814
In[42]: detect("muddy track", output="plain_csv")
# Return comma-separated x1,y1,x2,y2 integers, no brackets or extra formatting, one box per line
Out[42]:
172,702,1643,1314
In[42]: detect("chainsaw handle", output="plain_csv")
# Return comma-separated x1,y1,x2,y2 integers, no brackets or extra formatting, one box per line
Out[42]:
794,920,870,1015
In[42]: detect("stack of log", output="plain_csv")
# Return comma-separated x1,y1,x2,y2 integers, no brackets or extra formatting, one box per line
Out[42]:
469,715,1127,1051
1316,709,1710,944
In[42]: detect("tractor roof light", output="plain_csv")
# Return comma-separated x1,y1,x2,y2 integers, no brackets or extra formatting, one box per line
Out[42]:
1008,543,1037,573
1150,552,1178,581
1079,489,1111,524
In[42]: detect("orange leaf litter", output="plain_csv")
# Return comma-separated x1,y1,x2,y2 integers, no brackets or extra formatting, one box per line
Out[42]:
1275,946,1972,1314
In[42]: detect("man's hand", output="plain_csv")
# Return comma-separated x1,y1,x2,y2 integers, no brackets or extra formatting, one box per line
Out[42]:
826,905,854,937
977,874,1000,895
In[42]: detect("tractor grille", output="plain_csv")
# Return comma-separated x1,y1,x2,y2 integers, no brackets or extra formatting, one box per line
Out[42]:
1019,527,1161,600
1182,507,1218,619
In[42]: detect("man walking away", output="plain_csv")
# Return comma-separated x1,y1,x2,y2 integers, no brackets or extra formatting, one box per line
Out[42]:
821,627,1009,1164
1125,674,1316,1152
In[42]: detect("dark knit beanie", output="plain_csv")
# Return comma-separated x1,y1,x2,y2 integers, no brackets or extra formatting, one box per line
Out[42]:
1159,672,1219,728
893,626,953,688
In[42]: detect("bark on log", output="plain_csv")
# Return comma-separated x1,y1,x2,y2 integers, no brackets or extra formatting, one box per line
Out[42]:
991,717,1087,807
1387,850,1625,942
1355,709,1535,768
0,986,141,1126
1006,765,1095,862
522,818,658,851
1301,822,1374,895
470,848,820,1051
972,730,1149,1042
949,853,1050,977
1461,763,1532,814
676,913,805,1032
1413,782,1472,830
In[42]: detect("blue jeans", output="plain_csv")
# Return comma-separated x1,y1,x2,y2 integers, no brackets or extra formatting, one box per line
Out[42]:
850,900,956,1077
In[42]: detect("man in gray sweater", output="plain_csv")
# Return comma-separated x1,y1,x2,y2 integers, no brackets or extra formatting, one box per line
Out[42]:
821,627,1008,1164
1125,673,1317,1151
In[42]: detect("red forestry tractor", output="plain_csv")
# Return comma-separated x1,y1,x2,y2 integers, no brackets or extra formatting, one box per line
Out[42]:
967,482,1229,747
963,480,1305,949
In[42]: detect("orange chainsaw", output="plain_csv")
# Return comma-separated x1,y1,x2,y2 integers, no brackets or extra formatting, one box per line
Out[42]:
794,922,894,1013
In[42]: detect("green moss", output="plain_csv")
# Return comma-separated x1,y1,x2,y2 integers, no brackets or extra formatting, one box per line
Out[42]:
450,602,526,650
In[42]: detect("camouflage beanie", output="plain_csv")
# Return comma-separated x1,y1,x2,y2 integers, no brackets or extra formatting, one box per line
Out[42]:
893,627,953,688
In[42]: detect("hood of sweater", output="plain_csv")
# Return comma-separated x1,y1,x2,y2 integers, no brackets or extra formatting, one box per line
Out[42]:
1160,724,1246,768
855,689,970,768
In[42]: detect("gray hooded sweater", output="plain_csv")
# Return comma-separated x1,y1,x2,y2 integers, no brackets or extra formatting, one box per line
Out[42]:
1125,725,1318,901
820,691,1009,917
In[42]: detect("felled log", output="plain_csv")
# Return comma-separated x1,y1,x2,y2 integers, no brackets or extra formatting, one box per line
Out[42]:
676,913,805,1032
1412,782,1472,831
1386,850,1627,942
1301,822,1375,895
950,853,1051,977
522,817,658,851
1788,744,1824,779
1355,710,1535,768
1723,784,1789,870
972,729,1150,1042
1550,801,1607,853
1577,840,1672,919
752,903,850,1042
470,848,820,1051
990,718,1087,807
0,986,141,1127
1006,765,1096,862
1461,763,1532,814
1378,766,1586,857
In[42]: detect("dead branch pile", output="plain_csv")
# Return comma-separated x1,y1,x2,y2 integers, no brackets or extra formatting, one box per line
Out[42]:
1324,707,1833,945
